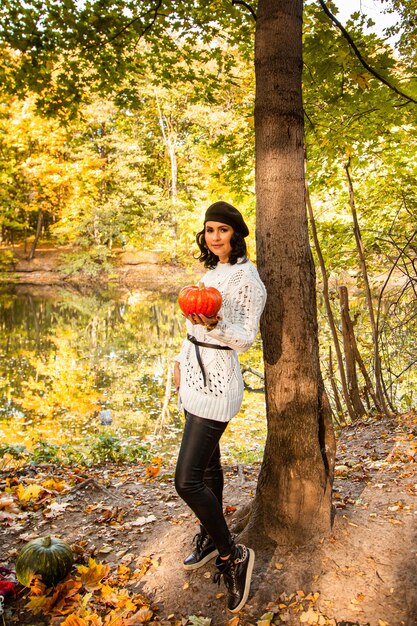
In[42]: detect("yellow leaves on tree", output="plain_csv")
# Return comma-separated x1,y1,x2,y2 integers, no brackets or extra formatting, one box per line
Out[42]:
15,341,102,422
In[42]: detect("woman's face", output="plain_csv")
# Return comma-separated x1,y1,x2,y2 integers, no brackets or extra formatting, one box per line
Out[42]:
204,221,234,263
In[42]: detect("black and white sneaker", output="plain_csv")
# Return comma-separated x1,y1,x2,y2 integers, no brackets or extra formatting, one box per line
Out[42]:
213,544,255,613
183,532,218,570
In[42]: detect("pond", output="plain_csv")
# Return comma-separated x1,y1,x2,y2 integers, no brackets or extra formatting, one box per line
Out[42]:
0,284,267,468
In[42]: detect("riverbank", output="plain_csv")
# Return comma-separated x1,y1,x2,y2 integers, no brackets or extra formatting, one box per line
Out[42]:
0,245,199,294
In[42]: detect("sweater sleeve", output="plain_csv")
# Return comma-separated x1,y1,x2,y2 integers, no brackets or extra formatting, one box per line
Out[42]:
207,269,266,353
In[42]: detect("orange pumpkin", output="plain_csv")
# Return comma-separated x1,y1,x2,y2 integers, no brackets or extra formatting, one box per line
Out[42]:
178,284,222,318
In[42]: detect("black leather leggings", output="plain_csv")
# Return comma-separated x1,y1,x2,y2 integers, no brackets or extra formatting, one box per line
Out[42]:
175,411,235,557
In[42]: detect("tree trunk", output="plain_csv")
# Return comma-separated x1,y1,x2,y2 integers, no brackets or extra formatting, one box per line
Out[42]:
306,176,355,422
249,0,335,547
28,210,44,261
338,286,366,419
155,90,178,261
328,346,344,425
344,162,391,417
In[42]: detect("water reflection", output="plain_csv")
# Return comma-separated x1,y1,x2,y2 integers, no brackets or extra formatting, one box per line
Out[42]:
0,285,267,464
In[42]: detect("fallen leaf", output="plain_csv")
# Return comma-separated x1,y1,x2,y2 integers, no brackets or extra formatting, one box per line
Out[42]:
29,576,47,596
351,593,365,604
257,611,274,626
125,606,153,624
42,478,68,493
59,615,90,626
131,515,157,527
42,579,82,616
44,501,71,518
16,483,43,503
188,616,211,626
103,612,125,626
77,559,110,591
299,608,319,624
145,465,160,479
25,594,48,615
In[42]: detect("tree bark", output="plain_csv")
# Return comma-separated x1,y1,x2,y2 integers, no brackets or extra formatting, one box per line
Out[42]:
249,0,335,547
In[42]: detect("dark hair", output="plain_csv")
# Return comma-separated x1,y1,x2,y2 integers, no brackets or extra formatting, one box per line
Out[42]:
196,229,248,269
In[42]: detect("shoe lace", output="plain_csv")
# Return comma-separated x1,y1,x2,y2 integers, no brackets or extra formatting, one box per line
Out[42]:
212,545,247,594
193,532,208,553
233,544,247,564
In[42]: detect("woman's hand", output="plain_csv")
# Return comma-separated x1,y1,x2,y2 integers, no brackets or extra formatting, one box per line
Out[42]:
186,313,221,330
174,361,181,392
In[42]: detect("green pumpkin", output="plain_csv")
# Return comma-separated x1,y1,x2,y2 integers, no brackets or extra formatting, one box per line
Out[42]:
15,536,73,587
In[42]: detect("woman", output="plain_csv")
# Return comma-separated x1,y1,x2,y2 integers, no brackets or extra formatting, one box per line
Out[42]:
174,201,266,614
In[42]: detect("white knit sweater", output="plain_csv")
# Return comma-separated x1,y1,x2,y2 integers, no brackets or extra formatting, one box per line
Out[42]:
176,259,266,422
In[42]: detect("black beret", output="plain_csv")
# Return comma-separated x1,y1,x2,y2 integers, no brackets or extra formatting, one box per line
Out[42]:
204,201,249,237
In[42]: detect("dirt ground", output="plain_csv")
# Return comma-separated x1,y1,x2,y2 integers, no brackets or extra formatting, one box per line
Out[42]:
1,411,416,626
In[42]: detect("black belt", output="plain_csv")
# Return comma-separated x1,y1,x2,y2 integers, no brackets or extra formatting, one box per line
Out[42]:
187,334,232,387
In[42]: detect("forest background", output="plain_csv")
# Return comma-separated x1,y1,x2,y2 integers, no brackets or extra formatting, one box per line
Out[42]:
0,0,415,418
0,0,416,624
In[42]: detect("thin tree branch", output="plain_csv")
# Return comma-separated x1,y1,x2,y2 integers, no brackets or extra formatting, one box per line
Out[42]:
376,229,417,333
318,0,417,105
231,0,257,21
386,358,417,390
82,0,164,51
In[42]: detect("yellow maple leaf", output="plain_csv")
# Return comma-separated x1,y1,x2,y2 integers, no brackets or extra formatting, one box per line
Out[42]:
42,478,68,492
25,594,48,615
86,615,103,626
133,557,153,579
145,464,160,479
116,564,131,582
44,579,82,616
103,611,126,626
87,616,104,626
100,583,119,605
77,559,110,591
101,586,137,611
125,606,153,624
16,483,43,503
29,576,47,596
